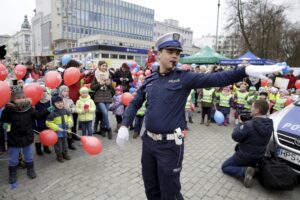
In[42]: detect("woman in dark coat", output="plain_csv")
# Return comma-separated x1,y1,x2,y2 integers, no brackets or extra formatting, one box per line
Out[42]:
91,61,114,139
113,63,133,92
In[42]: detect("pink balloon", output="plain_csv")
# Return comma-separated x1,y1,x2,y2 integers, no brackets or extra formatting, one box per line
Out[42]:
39,129,58,146
24,83,43,106
81,136,103,155
0,81,11,108
132,61,137,68
137,70,143,77
63,67,81,86
45,71,62,89
0,63,8,81
14,64,27,80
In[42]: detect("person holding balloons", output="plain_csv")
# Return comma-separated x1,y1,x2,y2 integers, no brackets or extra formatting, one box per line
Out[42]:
116,32,285,199
91,61,114,139
46,95,73,162
1,86,51,185
75,87,96,136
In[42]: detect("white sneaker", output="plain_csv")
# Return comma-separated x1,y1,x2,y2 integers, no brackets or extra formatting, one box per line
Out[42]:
244,167,255,188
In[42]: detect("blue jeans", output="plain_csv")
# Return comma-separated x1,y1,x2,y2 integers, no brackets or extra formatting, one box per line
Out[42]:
8,144,33,166
221,155,245,179
97,103,111,129
81,121,93,136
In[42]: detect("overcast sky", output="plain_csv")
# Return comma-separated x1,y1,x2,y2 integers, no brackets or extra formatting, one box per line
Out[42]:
0,0,299,38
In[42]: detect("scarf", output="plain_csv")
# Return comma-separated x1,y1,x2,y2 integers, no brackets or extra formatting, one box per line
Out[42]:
95,69,109,83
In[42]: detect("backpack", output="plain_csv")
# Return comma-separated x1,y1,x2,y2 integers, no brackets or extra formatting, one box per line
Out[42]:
258,157,298,190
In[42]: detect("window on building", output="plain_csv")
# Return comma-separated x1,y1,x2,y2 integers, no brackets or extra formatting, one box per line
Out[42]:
110,54,118,59
94,53,99,58
127,55,134,60
119,54,126,59
102,53,109,58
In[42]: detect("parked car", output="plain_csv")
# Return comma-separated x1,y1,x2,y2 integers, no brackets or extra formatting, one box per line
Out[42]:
267,99,300,174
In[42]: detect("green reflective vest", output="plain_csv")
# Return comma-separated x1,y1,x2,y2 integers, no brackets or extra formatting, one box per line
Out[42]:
202,88,215,103
219,93,231,108
236,91,248,105
273,98,287,111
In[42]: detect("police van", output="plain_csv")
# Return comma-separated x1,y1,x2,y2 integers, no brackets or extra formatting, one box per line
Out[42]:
268,99,300,173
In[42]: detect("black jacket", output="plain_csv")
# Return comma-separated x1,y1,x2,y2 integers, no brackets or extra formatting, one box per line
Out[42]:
232,117,273,165
0,101,49,147
113,69,133,92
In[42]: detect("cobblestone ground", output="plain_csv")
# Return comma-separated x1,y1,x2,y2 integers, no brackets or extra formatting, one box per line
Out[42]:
0,112,299,200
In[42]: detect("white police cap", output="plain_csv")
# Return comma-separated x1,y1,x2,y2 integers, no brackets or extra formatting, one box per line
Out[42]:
155,32,184,51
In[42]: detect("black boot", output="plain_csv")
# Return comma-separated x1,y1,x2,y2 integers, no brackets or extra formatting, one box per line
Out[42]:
100,128,106,137
26,162,37,179
56,154,64,163
43,146,51,154
107,128,113,140
8,166,18,184
62,152,71,160
67,138,76,150
188,117,193,123
35,143,43,156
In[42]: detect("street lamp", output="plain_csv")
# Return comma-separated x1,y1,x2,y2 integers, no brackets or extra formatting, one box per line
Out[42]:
215,0,221,52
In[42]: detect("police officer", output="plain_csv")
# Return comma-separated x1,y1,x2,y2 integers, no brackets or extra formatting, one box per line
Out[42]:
116,32,284,200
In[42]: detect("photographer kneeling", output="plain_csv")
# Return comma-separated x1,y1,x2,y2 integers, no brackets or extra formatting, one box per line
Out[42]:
222,99,273,188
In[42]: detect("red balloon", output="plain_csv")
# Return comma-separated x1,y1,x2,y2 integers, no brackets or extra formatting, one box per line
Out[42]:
24,83,43,106
145,70,151,77
45,71,62,89
81,136,103,155
0,81,11,108
295,80,300,89
63,67,81,86
14,64,27,80
39,129,58,146
0,63,8,81
121,92,134,106
261,79,268,87
137,70,143,77
132,61,137,68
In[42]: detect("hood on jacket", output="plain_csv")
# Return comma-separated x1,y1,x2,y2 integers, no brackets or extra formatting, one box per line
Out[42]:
252,117,274,137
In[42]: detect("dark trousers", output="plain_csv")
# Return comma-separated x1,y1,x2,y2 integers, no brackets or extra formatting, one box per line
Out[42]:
81,121,93,136
72,113,78,134
201,107,212,120
116,115,122,124
141,134,184,200
134,115,144,134
0,128,6,152
54,137,68,154
221,155,245,179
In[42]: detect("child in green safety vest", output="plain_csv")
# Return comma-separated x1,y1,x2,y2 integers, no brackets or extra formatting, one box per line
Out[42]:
199,87,215,126
244,86,258,111
185,89,196,127
234,83,249,125
272,89,289,113
217,86,233,126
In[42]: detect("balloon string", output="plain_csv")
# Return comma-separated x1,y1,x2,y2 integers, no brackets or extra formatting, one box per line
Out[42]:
33,129,81,138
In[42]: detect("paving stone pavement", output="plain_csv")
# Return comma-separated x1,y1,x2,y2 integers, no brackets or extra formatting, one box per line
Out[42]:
0,112,299,200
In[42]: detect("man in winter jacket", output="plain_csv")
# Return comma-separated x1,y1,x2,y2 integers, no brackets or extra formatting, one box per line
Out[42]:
222,99,273,188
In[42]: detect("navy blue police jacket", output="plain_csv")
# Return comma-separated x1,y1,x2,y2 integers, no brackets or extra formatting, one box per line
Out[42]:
122,67,247,134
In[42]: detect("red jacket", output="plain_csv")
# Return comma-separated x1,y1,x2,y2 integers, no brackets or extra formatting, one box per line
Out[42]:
68,73,85,103
283,74,297,89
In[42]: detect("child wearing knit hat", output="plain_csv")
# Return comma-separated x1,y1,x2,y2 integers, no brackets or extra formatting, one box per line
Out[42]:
75,87,96,136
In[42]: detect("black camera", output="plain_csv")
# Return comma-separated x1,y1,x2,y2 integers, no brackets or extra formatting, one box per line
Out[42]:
240,110,252,122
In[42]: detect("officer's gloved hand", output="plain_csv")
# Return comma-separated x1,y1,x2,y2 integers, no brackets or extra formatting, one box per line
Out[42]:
116,126,129,147
245,62,286,80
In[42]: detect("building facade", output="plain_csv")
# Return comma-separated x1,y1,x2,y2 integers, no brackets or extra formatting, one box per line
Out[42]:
193,34,239,58
7,16,32,63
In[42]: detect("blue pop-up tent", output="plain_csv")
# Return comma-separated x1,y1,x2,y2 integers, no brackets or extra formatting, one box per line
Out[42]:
219,51,276,65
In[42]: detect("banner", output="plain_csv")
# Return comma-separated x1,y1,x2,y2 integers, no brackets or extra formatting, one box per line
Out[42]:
274,77,289,89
